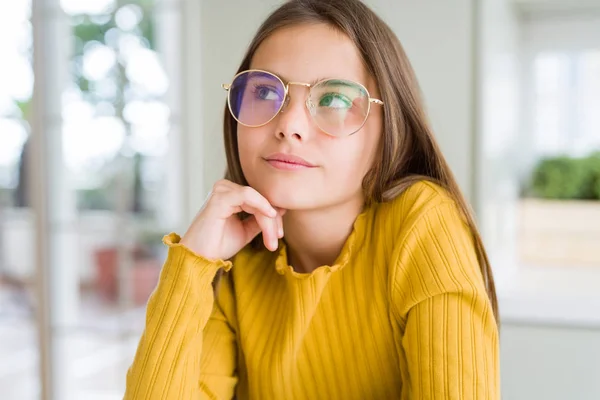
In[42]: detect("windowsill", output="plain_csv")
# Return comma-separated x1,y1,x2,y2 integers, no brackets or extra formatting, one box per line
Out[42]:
497,265,600,329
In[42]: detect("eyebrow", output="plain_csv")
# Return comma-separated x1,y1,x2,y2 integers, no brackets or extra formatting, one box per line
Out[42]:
252,68,332,86
325,79,366,89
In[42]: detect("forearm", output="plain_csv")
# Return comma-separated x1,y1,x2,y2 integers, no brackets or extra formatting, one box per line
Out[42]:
124,234,232,399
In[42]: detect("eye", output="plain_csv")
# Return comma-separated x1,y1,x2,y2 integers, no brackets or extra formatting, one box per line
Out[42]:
318,93,353,109
254,85,281,101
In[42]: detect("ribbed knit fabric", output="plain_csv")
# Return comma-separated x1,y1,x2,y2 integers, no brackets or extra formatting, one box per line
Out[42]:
124,181,500,399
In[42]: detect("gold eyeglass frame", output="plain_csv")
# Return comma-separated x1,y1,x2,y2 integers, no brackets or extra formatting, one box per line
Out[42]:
222,69,384,137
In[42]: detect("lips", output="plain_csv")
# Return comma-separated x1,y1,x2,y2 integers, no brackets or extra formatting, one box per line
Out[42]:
264,153,316,168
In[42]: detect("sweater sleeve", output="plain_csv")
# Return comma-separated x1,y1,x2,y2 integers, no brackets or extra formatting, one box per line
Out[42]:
392,201,500,400
124,233,238,400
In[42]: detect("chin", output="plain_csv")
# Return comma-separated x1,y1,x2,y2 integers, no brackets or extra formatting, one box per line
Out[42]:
253,182,319,210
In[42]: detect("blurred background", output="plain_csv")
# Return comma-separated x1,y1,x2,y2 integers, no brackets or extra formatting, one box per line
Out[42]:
0,0,598,399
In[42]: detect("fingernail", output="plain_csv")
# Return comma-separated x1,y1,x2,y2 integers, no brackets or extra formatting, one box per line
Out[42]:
272,239,278,250
278,226,284,238
269,208,277,217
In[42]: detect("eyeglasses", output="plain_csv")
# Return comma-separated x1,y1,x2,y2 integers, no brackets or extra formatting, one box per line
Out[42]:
222,69,384,137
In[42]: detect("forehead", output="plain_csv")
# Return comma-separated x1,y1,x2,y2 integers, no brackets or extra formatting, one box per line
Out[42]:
250,23,371,88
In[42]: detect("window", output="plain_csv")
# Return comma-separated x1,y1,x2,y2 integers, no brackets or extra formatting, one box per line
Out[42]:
0,2,39,397
0,1,31,206
532,50,600,157
0,0,186,398
489,10,600,325
518,14,600,271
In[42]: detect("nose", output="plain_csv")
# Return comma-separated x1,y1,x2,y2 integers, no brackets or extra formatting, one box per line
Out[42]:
274,85,311,142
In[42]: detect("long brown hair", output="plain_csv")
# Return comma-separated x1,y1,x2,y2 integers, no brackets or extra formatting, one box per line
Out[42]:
222,0,499,322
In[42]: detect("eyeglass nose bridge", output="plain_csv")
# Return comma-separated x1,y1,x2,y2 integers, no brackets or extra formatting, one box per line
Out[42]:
287,81,312,88
280,81,312,113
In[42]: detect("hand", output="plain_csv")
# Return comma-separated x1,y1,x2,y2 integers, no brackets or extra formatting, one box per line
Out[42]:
180,180,285,261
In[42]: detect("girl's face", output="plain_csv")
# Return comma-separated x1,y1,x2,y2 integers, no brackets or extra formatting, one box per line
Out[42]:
237,23,383,211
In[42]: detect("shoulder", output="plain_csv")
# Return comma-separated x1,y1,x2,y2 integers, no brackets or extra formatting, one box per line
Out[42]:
373,181,486,316
372,179,466,240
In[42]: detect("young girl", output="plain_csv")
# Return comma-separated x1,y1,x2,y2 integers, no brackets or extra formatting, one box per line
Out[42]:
124,0,499,398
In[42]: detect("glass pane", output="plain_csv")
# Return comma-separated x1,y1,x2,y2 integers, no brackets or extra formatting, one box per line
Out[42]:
579,51,600,151
0,0,40,399
45,0,181,398
533,52,569,155
521,49,600,269
533,51,600,157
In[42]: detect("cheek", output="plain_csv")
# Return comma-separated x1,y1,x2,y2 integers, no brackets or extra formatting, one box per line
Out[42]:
344,118,382,170
322,132,379,186
237,126,264,171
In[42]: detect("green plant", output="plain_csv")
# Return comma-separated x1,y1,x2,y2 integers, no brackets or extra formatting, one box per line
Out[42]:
589,152,600,199
77,187,114,210
13,2,158,210
529,152,600,200
0,188,13,207
135,227,166,260
138,228,164,248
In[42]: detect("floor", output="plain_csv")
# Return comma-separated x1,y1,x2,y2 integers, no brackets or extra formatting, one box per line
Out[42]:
0,285,146,400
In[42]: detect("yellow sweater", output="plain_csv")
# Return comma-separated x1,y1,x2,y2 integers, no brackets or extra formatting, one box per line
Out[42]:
124,181,499,399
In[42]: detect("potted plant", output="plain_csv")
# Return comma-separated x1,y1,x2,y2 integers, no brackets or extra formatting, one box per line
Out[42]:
92,155,164,306
519,152,600,266
95,227,165,306
130,228,165,305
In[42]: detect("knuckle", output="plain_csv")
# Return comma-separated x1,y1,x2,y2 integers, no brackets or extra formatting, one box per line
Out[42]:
212,180,228,192
241,186,257,199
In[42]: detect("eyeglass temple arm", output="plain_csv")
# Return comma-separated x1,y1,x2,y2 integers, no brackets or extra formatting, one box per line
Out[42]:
370,98,384,105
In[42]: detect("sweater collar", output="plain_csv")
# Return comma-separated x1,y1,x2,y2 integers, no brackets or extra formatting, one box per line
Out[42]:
274,207,370,279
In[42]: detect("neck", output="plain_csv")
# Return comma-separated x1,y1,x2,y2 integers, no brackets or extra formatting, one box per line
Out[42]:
282,196,365,274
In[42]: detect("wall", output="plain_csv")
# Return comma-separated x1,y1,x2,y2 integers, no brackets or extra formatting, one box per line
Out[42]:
512,0,600,14
364,0,477,201
477,0,522,281
501,324,600,400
